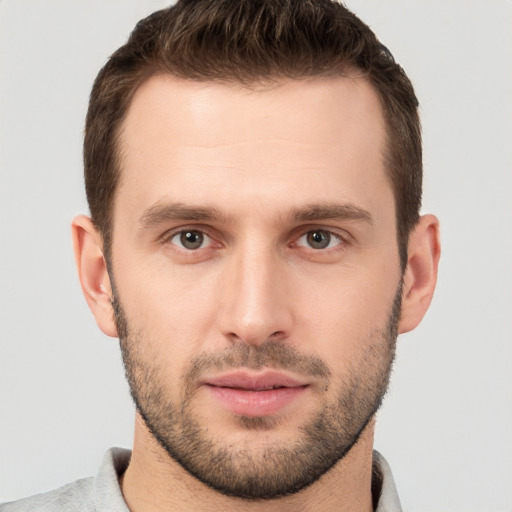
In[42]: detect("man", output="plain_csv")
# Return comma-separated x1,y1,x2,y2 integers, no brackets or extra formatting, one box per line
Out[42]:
1,0,440,510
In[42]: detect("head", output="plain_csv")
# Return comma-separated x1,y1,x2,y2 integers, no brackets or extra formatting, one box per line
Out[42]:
74,0,439,502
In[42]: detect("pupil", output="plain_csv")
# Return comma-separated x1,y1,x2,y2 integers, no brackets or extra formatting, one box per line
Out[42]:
307,230,330,249
181,231,203,249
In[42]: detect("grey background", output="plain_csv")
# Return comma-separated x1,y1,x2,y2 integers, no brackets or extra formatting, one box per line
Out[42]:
1,1,511,510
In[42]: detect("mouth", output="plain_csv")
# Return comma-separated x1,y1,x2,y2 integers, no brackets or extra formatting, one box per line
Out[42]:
201,371,310,417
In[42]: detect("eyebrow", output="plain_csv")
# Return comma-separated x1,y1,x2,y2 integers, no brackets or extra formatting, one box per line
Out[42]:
139,202,229,227
291,203,374,225
139,201,373,228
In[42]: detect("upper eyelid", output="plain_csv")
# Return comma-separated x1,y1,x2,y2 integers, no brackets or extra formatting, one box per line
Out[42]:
291,225,352,243
159,225,218,242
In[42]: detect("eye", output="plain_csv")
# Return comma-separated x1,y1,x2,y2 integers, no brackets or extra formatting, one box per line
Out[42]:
296,230,343,250
169,229,211,250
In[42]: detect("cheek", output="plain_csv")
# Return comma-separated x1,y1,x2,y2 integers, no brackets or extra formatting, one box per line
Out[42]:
114,258,222,355
292,263,400,364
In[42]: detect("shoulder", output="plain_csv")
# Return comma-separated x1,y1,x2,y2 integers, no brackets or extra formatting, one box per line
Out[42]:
0,478,94,512
0,448,131,512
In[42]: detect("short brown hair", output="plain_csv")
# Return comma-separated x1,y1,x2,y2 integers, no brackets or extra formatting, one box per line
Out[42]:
84,0,421,268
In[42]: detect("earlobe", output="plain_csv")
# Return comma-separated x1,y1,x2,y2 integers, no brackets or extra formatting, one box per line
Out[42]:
71,215,118,338
398,214,441,334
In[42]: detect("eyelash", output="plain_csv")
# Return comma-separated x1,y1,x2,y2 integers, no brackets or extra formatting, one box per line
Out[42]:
160,226,349,254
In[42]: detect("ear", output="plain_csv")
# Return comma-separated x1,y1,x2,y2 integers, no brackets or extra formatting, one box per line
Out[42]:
71,215,118,338
399,214,441,334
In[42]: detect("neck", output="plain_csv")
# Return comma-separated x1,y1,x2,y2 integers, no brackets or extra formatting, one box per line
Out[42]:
121,414,376,512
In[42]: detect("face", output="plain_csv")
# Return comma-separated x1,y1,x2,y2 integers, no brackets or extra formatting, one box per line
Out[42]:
110,76,403,499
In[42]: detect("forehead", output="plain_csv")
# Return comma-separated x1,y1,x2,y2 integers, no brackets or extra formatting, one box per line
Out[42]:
120,74,385,152
115,75,391,222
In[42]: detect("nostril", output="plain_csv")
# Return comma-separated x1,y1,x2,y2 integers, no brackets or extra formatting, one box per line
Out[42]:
269,331,287,340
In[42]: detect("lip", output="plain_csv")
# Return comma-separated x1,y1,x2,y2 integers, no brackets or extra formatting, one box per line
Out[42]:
204,371,308,390
201,371,309,417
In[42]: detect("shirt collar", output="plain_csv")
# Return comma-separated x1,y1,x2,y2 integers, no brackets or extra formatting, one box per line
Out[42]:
94,447,402,511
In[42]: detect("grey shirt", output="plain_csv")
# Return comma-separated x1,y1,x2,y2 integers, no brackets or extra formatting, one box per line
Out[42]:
1,448,402,511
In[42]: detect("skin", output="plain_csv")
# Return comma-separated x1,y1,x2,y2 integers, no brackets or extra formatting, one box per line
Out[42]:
73,75,440,512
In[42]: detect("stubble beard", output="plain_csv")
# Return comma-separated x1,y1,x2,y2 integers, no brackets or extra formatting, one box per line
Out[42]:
114,285,401,500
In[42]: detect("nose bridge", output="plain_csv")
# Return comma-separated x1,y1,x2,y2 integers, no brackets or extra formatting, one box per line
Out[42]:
219,236,292,345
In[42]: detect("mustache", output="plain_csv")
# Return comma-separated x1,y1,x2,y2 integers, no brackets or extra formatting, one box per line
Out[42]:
185,341,331,382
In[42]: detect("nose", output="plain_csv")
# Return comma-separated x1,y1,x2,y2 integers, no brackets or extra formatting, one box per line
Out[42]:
218,243,293,346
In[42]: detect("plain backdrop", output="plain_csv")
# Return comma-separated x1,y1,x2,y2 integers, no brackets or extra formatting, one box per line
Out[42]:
1,1,511,510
